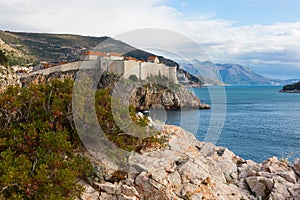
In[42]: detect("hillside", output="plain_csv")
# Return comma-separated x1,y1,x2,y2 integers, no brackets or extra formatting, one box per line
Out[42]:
0,31,120,63
0,31,180,67
0,37,35,66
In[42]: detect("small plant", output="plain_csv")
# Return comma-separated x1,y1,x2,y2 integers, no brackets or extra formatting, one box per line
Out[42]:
280,152,294,165
128,74,139,82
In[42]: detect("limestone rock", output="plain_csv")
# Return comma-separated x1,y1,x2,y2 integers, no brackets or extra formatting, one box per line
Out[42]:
129,83,209,111
0,65,20,93
262,157,297,183
79,125,299,200
245,176,274,198
77,180,100,200
292,158,300,177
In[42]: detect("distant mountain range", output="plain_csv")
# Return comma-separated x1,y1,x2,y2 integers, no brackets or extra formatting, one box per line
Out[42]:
179,60,300,86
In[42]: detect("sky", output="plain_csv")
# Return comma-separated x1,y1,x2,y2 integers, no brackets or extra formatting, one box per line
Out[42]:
1,0,300,79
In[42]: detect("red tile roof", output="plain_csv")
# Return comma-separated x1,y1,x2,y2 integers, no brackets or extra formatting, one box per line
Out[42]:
147,56,157,61
83,51,123,57
125,57,139,61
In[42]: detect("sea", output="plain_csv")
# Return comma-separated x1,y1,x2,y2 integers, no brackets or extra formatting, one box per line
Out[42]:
166,86,300,163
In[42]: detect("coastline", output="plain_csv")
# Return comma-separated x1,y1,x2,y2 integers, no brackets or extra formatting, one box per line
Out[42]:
280,89,300,93
80,124,300,200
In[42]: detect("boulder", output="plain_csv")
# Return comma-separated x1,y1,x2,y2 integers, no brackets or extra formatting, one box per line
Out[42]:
245,176,274,198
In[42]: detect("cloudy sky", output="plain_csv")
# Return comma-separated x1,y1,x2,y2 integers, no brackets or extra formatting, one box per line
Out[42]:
1,0,300,79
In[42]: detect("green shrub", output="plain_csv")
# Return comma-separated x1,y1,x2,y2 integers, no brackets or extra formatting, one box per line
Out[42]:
128,74,139,82
0,77,165,199
0,79,92,200
95,88,165,152
0,50,8,66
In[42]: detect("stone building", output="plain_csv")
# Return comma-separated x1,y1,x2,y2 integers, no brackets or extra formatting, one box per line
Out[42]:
86,52,178,83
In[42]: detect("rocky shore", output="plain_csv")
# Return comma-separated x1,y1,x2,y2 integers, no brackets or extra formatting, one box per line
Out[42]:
80,124,300,200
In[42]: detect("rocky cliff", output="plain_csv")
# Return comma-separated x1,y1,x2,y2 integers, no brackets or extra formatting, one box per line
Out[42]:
129,83,210,111
80,124,300,200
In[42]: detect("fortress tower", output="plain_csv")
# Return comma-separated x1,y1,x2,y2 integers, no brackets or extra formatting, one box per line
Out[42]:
169,66,178,84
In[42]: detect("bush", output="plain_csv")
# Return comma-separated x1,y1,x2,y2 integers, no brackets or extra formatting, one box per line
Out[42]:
128,74,139,82
0,79,92,199
0,77,165,199
95,88,165,152
0,50,8,66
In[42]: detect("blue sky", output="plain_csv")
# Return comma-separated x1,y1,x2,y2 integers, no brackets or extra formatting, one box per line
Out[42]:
165,0,300,25
0,0,300,79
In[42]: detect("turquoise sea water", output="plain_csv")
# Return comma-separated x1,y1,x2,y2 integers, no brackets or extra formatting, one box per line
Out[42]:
166,86,300,163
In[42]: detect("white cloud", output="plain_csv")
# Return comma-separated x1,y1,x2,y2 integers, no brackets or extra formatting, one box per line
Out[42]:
0,0,181,35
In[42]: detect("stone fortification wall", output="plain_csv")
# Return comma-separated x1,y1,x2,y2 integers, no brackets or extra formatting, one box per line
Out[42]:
140,62,168,80
104,59,178,83
124,60,140,79
23,58,178,84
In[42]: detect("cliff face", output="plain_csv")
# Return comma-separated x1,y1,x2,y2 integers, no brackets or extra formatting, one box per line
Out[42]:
129,83,209,111
80,124,300,200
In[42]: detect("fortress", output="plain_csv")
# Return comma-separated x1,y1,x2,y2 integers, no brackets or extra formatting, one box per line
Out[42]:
26,51,179,84
84,51,178,83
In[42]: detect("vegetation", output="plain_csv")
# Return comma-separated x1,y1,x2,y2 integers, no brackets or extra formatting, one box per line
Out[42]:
128,74,139,82
0,79,92,199
0,50,8,66
0,78,165,199
0,41,35,66
95,88,165,152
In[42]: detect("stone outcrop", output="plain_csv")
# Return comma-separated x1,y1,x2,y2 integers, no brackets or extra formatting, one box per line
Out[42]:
0,65,20,93
79,124,300,200
129,83,210,111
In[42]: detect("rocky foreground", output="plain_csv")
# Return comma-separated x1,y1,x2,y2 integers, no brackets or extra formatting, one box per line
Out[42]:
79,125,300,200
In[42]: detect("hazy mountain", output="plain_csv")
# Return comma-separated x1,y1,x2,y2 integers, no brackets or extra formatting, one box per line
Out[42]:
178,60,296,85
216,63,273,85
